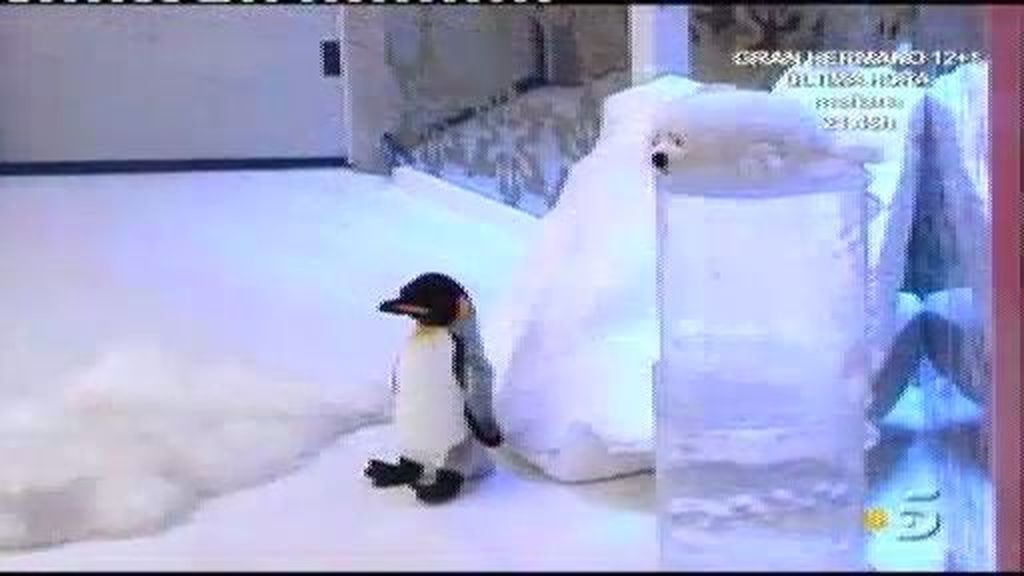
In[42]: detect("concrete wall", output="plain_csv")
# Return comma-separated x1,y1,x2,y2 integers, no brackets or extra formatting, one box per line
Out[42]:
342,6,542,173
343,6,634,173
0,6,344,163
383,7,539,135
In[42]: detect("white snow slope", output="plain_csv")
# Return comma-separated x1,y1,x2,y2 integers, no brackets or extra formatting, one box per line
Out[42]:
0,168,532,551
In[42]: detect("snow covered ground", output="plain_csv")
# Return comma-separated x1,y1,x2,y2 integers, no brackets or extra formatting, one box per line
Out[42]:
0,424,657,571
0,167,657,570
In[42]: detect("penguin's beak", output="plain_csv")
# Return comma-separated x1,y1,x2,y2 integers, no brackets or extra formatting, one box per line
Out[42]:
378,299,430,318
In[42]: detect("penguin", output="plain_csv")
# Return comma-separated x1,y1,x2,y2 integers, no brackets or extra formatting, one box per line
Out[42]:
365,272,503,505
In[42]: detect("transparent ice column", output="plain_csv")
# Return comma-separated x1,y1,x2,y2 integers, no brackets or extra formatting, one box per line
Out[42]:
655,126,874,571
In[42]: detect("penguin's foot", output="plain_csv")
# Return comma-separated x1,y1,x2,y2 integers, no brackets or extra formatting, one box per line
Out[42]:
364,457,423,488
413,469,464,505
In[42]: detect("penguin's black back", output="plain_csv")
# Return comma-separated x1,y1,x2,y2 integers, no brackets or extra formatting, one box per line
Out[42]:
450,332,501,448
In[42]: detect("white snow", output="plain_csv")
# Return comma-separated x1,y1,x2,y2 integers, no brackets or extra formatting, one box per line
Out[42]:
0,425,657,571
651,89,838,173
0,168,533,552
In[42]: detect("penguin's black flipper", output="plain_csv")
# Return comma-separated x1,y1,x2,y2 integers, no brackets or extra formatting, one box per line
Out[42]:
465,407,503,447
450,332,503,447
451,333,468,391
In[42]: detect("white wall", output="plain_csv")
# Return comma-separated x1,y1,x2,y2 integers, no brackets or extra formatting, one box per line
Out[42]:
0,6,345,163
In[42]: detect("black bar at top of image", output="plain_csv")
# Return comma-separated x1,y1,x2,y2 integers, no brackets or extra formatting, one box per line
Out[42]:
0,0,674,5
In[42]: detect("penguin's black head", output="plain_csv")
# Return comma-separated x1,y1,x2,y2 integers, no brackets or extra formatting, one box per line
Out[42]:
378,272,468,327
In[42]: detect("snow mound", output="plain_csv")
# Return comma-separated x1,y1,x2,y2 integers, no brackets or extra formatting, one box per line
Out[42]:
486,74,885,483
653,89,835,161
485,76,725,483
0,341,387,551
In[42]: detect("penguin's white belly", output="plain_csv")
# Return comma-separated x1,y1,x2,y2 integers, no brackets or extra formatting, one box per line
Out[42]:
395,329,467,466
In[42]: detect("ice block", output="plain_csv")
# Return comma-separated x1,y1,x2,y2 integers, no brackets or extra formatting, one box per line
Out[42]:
653,89,876,571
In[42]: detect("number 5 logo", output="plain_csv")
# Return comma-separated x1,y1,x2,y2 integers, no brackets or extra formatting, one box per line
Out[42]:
896,489,942,542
